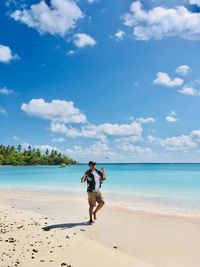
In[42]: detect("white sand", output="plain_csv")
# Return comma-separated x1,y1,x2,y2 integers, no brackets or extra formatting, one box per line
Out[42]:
0,189,200,267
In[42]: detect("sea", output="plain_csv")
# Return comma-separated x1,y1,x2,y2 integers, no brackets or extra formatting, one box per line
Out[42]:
0,163,200,218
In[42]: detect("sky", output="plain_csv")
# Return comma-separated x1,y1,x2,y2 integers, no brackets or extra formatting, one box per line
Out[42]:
1,0,200,163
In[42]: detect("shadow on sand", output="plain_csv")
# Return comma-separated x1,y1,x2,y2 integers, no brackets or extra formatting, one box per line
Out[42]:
42,221,90,231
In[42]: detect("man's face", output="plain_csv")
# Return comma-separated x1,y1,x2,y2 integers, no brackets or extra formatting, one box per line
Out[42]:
89,164,95,171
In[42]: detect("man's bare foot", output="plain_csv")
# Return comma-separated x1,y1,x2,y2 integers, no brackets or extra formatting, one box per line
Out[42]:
93,212,97,220
89,219,95,225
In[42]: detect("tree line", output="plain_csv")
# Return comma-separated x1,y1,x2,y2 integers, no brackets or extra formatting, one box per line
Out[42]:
0,145,76,166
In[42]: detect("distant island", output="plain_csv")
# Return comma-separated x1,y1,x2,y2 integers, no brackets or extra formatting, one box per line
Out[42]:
0,145,76,166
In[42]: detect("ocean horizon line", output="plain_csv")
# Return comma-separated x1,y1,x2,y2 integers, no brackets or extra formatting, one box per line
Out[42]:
1,162,200,166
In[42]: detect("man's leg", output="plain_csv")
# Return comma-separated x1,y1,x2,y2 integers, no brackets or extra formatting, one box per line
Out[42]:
93,193,105,220
89,204,95,224
88,193,96,224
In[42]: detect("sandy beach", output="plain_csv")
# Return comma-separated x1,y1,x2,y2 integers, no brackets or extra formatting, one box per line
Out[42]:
0,189,200,267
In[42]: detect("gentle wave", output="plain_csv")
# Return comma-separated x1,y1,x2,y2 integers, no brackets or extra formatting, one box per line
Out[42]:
106,199,200,218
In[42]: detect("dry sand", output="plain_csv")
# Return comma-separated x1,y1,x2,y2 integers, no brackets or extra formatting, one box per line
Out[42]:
0,189,200,267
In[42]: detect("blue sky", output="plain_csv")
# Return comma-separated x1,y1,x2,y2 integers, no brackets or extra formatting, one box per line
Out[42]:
1,0,200,162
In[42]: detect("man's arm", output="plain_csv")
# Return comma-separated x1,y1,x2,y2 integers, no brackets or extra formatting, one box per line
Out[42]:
101,166,106,180
81,172,87,183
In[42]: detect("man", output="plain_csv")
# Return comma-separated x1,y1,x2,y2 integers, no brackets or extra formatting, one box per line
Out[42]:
81,161,106,224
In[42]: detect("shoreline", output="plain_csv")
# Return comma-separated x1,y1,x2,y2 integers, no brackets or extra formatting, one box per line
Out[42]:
0,186,200,220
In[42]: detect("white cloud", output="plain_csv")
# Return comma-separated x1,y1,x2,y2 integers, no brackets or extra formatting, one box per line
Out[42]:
146,135,156,143
65,142,116,161
123,1,200,40
88,141,109,153
114,135,142,144
136,117,155,124
175,65,191,76
99,122,142,136
118,143,151,154
114,30,125,41
160,135,196,151
0,108,7,115
0,44,19,63
189,0,200,6
51,123,88,138
190,130,200,139
21,99,87,124
73,33,96,48
165,111,178,123
66,140,110,154
51,137,65,143
153,72,184,87
0,87,14,95
178,85,199,96
51,121,143,140
10,0,83,36
153,68,199,96
161,129,200,151
50,123,106,139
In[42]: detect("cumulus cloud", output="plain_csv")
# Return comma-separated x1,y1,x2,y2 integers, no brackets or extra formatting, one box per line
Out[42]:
191,130,200,138
136,117,155,124
21,99,87,124
98,122,142,136
178,85,199,96
87,141,110,154
51,137,65,143
0,87,14,95
73,33,96,48
161,135,196,151
65,141,116,160
114,30,125,41
153,72,184,87
175,65,191,76
165,111,178,123
123,1,200,40
51,123,88,138
0,44,19,63
160,127,200,151
146,135,156,144
118,143,151,154
51,121,143,140
10,0,83,36
153,67,200,96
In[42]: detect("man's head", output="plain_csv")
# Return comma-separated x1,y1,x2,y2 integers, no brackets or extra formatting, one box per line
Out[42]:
88,160,96,171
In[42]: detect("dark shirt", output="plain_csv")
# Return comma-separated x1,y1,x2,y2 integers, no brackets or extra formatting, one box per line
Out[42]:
85,168,104,192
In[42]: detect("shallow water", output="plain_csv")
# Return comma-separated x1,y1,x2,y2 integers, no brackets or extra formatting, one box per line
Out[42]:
0,164,200,217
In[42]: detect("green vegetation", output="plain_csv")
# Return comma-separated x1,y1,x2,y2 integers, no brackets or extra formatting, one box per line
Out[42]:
0,145,76,166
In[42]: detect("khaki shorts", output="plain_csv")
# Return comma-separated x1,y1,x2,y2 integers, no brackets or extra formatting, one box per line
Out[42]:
87,191,105,207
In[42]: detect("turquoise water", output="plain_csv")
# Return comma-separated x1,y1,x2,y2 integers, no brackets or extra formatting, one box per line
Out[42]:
0,164,200,217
